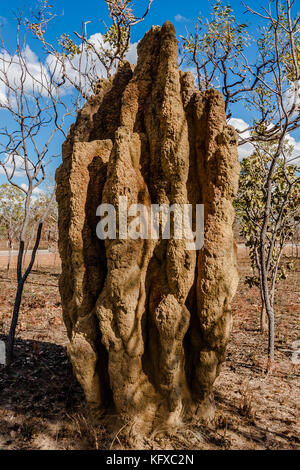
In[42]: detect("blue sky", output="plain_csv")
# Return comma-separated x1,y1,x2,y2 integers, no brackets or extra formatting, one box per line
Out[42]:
0,0,254,44
0,0,299,189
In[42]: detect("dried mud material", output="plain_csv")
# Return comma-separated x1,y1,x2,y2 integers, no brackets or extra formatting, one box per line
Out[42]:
56,22,240,432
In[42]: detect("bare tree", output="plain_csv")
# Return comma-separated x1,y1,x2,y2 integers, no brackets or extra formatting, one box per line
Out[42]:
0,1,155,363
179,0,268,120
0,12,71,363
0,184,24,277
235,142,300,336
28,0,154,106
23,186,58,264
243,0,300,371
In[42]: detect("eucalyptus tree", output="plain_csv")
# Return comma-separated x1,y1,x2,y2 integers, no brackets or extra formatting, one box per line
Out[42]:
235,143,300,335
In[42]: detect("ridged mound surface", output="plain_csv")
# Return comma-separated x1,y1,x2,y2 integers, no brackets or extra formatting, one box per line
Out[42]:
56,21,240,432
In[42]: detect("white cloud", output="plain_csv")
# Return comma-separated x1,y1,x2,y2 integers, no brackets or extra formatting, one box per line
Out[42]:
0,86,6,105
228,117,250,138
283,79,300,116
229,117,300,166
0,32,138,105
180,65,197,80
20,183,44,195
175,14,190,23
126,42,138,65
0,155,34,179
285,133,300,166
46,32,138,97
19,183,45,203
228,117,255,160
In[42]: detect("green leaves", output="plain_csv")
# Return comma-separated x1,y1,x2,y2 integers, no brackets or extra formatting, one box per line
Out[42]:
235,139,300,291
58,34,80,58
179,0,251,116
0,183,25,240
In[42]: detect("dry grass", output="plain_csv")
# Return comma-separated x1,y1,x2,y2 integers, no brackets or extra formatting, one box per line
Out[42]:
0,254,299,450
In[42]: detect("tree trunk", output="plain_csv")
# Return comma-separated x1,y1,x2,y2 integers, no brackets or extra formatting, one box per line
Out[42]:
258,265,267,335
23,225,36,267
260,269,275,372
267,305,275,371
6,223,43,364
6,238,13,279
259,266,275,372
6,278,25,362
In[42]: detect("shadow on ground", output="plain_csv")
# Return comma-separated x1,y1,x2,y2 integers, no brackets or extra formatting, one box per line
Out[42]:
0,335,84,419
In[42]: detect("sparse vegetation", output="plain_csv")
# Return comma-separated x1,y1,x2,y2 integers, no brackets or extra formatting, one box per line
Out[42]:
0,251,299,449
0,0,299,452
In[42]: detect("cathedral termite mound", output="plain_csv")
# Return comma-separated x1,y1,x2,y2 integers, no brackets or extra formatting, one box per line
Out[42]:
56,21,240,434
